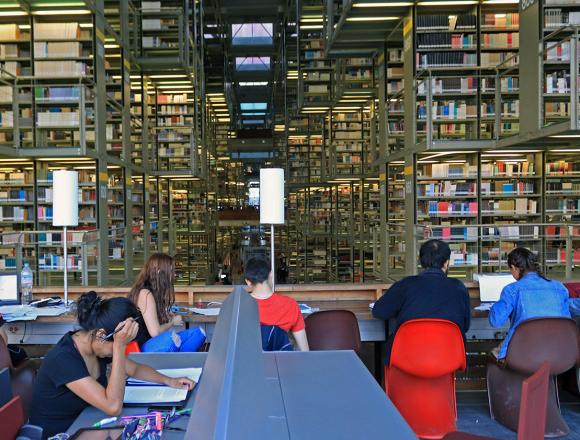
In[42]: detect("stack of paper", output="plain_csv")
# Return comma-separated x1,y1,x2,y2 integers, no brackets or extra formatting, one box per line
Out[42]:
124,368,202,405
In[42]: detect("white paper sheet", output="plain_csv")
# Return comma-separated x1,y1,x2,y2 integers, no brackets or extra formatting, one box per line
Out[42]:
123,386,188,404
190,307,220,316
127,368,202,386
478,273,517,302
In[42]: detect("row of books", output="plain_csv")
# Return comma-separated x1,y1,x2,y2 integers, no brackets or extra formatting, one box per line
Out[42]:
481,160,536,177
0,44,20,59
158,147,190,157
481,198,538,214
156,94,189,104
481,33,519,49
545,9,580,28
419,163,478,179
418,102,477,120
416,14,476,31
449,251,478,267
34,23,82,41
157,130,189,142
545,198,580,212
429,226,478,240
35,61,87,77
38,231,86,244
421,201,478,216
37,206,52,220
481,76,519,93
481,101,519,118
417,52,477,68
156,105,191,114
35,86,82,101
387,48,403,63
546,160,580,174
482,12,519,29
481,181,535,195
417,34,475,49
546,181,580,192
304,50,324,60
545,102,570,117
545,41,580,62
37,110,80,127
34,42,83,59
0,24,20,41
304,71,331,81
0,111,13,128
483,225,540,239
481,52,518,68
545,72,571,94
344,58,372,66
0,206,32,221
419,182,477,197
0,189,30,202
306,85,329,93
156,116,193,127
418,77,477,95
38,253,83,270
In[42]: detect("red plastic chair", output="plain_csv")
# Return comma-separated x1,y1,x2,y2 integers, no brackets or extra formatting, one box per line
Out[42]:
385,319,466,439
443,361,551,440
125,341,141,356
0,395,24,440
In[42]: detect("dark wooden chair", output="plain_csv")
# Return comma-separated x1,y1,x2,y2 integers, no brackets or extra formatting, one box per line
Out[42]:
487,318,579,437
0,337,35,422
0,368,42,440
443,361,551,440
305,310,361,353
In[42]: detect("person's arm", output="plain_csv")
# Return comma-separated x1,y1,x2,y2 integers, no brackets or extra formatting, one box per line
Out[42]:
124,360,194,390
292,329,309,351
66,319,139,416
489,284,515,328
372,281,406,320
138,290,181,337
0,325,7,346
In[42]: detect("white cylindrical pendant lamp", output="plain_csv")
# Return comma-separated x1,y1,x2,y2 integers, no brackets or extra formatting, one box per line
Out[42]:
52,170,79,227
259,168,285,225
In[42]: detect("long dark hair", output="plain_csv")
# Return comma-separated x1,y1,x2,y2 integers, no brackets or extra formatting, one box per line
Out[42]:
128,253,175,324
507,247,549,281
76,291,139,337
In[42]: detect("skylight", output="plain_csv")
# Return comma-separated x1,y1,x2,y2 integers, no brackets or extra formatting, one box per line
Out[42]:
232,23,273,45
240,103,267,111
239,81,269,86
235,57,271,71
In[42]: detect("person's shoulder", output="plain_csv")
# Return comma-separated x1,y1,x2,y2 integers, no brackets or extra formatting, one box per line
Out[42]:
272,293,300,307
44,334,80,365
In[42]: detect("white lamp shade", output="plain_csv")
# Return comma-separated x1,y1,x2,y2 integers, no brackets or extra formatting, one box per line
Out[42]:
259,168,285,225
52,170,79,227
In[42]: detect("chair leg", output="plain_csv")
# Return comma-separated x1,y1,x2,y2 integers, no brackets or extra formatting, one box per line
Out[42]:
544,377,570,438
486,361,523,432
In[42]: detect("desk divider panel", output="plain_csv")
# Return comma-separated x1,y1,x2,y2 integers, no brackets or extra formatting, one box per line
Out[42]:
187,286,289,439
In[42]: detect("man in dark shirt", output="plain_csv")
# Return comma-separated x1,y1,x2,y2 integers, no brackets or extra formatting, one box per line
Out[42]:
372,239,471,364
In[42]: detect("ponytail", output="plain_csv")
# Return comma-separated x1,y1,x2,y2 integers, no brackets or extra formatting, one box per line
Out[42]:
76,291,140,336
507,247,549,281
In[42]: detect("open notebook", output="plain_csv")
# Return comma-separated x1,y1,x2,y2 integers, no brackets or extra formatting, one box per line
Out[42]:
124,368,202,405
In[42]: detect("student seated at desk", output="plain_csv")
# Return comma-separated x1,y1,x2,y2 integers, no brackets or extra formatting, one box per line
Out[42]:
128,253,205,352
489,247,571,360
372,239,471,364
244,257,309,351
29,292,194,439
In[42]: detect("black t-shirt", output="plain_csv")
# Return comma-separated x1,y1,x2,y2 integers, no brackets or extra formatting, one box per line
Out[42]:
29,332,110,439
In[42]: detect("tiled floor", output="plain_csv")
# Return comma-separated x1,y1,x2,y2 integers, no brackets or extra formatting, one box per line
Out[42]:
456,391,580,439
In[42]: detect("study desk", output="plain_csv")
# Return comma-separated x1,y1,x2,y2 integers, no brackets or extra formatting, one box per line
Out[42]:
264,350,416,439
66,353,207,438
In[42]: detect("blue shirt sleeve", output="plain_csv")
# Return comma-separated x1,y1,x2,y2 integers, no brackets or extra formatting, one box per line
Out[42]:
372,280,406,320
489,283,516,328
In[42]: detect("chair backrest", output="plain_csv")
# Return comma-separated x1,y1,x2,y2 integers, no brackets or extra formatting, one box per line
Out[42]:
305,310,361,353
125,341,141,356
260,325,293,351
0,367,12,407
0,336,12,370
517,361,550,440
0,395,24,440
390,319,466,378
506,317,580,375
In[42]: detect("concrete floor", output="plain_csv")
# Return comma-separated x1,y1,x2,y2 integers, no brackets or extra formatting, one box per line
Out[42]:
456,391,580,439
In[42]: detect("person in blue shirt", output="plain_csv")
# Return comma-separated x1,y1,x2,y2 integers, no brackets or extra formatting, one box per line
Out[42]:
489,247,571,360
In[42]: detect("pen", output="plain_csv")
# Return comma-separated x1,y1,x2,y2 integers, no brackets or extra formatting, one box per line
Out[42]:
102,315,141,340
93,416,118,427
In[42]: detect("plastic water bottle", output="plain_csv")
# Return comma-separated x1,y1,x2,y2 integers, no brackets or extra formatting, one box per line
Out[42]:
21,262,33,305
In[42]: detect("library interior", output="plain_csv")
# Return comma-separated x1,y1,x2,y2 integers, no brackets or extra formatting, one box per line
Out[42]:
0,0,579,438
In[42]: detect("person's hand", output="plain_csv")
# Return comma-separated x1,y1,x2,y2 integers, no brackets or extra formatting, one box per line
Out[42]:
166,377,195,390
112,318,139,348
171,314,183,326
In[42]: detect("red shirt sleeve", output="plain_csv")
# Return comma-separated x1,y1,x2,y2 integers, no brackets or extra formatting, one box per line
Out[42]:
289,299,305,332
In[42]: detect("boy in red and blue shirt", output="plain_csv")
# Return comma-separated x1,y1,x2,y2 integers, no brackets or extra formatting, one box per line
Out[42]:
244,257,309,351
